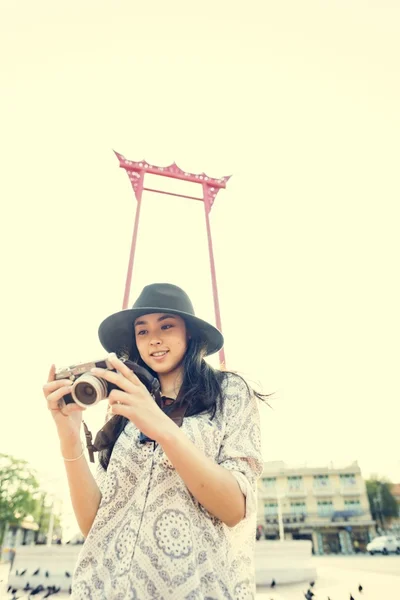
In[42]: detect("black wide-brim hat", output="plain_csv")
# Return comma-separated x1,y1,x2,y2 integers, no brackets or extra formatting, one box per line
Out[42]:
98,283,224,358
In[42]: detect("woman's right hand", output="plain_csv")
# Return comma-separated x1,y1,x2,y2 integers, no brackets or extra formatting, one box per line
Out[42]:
43,364,86,445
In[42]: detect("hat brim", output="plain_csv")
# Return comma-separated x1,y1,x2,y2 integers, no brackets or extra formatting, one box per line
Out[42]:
98,307,224,358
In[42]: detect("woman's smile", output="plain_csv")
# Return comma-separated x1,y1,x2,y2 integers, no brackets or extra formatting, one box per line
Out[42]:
150,350,169,361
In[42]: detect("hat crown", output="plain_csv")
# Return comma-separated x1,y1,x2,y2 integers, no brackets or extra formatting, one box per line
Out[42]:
132,283,195,316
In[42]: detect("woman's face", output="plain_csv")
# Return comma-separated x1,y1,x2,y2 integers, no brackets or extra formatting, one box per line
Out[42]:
134,312,189,375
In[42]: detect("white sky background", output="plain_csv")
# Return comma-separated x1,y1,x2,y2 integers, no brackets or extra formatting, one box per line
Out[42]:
1,1,400,537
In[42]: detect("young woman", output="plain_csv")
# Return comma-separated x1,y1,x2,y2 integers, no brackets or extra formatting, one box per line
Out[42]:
43,283,265,599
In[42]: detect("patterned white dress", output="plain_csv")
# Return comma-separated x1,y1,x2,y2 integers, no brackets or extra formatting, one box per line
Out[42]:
71,374,263,600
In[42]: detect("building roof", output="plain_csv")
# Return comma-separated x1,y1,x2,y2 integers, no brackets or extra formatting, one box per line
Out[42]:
262,460,361,476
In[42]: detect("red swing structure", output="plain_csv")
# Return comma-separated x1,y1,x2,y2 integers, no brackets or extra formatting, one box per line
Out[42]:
114,151,230,368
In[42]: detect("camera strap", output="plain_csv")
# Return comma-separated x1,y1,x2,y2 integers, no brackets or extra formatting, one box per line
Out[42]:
82,420,97,463
82,400,190,463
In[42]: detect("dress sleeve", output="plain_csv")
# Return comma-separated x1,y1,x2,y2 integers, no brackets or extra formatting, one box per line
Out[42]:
217,374,264,519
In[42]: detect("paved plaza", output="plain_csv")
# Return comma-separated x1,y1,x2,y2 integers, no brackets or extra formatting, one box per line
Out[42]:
1,555,400,599
257,555,400,600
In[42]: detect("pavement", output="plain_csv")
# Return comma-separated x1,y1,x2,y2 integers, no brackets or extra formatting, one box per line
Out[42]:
1,555,400,599
257,555,400,600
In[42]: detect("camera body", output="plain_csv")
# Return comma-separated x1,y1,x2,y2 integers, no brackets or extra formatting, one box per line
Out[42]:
55,358,160,409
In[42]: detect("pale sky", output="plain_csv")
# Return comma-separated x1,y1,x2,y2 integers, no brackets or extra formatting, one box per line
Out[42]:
1,1,399,538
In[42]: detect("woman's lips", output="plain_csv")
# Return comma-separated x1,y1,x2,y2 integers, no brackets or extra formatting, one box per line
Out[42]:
150,351,169,361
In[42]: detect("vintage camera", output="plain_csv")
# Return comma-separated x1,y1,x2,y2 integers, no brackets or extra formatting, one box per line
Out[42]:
55,358,160,409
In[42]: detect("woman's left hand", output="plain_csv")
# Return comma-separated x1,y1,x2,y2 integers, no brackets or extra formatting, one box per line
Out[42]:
91,353,175,443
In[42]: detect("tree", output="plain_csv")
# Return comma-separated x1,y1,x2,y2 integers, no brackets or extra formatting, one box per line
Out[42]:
366,477,398,530
0,453,40,547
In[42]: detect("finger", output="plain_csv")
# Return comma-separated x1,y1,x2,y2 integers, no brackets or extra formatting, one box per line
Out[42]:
50,402,83,417
57,402,85,416
109,402,132,418
43,379,72,397
108,353,142,386
47,364,56,383
90,366,138,394
108,389,131,405
46,385,74,410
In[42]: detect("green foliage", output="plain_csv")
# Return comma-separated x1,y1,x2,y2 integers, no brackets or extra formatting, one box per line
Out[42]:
366,477,399,522
0,453,40,545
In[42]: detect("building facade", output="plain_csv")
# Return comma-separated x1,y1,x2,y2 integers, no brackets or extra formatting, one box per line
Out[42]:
389,483,400,533
257,461,376,555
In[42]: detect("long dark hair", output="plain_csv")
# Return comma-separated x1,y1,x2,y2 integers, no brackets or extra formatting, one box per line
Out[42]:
99,323,270,470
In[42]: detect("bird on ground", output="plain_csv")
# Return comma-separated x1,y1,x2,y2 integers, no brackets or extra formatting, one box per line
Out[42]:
45,571,49,578
310,581,315,587
350,594,355,600
43,586,60,598
19,569,27,576
65,571,71,578
270,579,276,588
23,582,32,591
29,584,45,596
32,569,40,576
358,584,363,592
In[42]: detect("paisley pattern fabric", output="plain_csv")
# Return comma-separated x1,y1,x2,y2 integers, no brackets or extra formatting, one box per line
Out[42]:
71,374,263,600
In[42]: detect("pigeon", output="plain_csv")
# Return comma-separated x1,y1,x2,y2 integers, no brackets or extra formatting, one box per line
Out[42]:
350,595,355,600
29,584,45,596
358,584,363,593
310,581,315,587
304,591,314,600
32,568,40,576
23,582,32,591
270,579,276,588
65,571,71,578
43,586,60,598
20,569,27,576
45,571,49,578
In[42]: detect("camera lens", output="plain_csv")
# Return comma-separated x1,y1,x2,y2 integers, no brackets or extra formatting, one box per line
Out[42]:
72,375,108,407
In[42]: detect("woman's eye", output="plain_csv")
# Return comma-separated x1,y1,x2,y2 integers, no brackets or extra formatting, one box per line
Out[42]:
137,330,147,336
161,324,173,330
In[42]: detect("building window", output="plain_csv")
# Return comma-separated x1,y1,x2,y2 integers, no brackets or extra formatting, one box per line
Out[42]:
317,501,334,517
288,476,303,490
291,502,307,515
264,503,278,516
340,473,357,487
314,475,330,488
345,500,361,512
262,477,276,490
